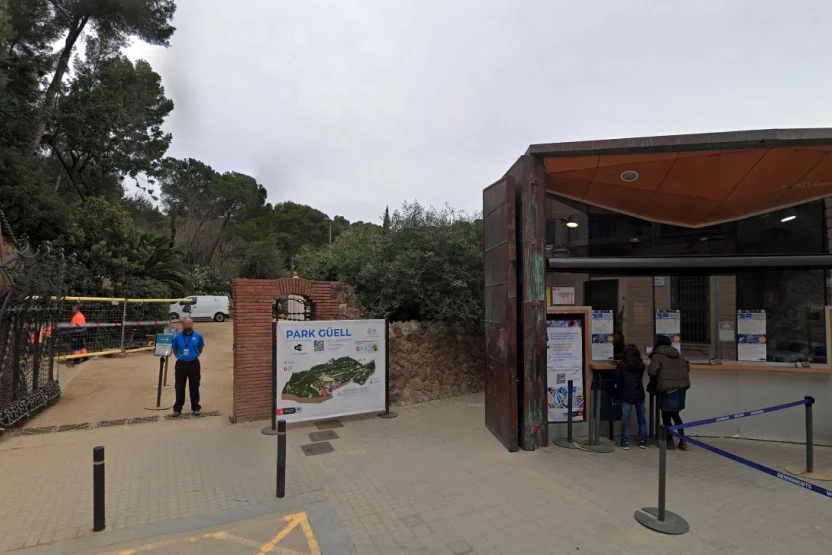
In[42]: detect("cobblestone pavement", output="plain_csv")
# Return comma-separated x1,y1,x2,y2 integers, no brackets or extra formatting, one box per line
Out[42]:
1,393,830,554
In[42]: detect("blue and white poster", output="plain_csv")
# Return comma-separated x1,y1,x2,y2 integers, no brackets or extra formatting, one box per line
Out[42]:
591,310,614,361
656,310,681,352
737,310,766,362
546,320,585,423
154,334,173,357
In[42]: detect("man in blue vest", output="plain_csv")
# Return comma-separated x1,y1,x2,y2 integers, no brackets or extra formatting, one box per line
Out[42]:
171,318,205,417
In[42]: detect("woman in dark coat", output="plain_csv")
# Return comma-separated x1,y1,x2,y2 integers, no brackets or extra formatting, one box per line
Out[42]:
614,344,647,450
648,335,691,450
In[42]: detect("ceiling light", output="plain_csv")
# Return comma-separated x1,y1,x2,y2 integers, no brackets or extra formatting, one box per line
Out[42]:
566,221,578,228
629,237,641,243
620,170,639,182
780,215,797,222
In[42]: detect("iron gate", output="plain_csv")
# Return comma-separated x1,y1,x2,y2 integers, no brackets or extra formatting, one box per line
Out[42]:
0,212,67,434
273,295,311,321
671,276,710,344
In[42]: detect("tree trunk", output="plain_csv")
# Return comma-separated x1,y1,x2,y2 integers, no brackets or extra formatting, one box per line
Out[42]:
27,16,89,155
168,210,178,249
205,214,231,265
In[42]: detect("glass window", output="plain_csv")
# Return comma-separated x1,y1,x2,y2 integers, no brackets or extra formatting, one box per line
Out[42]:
586,207,654,257
736,201,825,255
654,223,735,256
545,196,589,257
736,270,826,363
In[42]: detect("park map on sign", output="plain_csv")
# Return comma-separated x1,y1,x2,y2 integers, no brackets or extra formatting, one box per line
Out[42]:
281,357,376,403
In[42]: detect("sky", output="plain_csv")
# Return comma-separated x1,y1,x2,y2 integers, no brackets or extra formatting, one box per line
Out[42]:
124,0,832,225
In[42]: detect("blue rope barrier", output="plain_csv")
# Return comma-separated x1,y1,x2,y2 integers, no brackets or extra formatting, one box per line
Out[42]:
666,399,808,432
667,431,832,499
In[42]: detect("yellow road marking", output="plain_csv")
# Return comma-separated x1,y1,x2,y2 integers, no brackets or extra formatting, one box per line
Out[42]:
258,512,320,555
108,511,320,555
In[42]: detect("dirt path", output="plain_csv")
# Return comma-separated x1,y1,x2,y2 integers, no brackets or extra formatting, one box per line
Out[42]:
23,322,233,427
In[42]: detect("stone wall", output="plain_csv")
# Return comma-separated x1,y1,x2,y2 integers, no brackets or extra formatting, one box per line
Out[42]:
389,321,485,406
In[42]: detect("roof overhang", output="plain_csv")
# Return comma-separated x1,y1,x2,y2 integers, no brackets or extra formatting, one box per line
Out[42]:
529,128,832,228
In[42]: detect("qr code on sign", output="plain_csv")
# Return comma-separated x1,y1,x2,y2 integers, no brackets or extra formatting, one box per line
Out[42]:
556,373,566,385
313,340,324,352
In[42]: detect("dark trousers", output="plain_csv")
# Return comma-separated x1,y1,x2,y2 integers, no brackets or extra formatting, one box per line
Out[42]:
662,411,685,437
174,359,201,412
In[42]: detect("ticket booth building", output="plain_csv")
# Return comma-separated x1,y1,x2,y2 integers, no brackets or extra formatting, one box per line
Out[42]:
483,129,832,452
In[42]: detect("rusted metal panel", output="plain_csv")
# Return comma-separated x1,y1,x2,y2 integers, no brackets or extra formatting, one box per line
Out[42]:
483,174,518,452
519,154,548,450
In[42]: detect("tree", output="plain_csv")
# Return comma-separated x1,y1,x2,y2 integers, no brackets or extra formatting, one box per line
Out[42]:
48,39,173,200
204,171,267,265
28,0,176,153
158,157,217,251
297,202,484,325
272,201,348,271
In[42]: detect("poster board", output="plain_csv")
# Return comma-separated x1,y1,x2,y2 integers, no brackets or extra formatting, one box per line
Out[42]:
275,320,386,422
590,310,614,361
655,310,681,352
737,310,767,362
546,320,585,423
154,334,173,357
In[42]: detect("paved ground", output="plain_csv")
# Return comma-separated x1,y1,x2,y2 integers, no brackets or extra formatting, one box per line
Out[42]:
1,394,831,555
26,322,232,427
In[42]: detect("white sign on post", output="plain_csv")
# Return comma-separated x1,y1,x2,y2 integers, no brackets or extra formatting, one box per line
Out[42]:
737,310,766,362
591,310,614,361
546,320,585,423
655,310,681,352
275,320,387,423
550,287,575,305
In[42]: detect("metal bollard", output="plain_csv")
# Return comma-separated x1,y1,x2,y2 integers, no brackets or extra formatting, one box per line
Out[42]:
657,426,667,521
805,396,815,474
155,357,164,408
163,356,169,387
648,393,655,442
276,419,286,498
93,446,105,532
566,380,573,443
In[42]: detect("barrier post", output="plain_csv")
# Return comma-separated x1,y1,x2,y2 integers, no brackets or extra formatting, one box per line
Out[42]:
805,396,815,474
276,419,286,498
163,356,169,387
155,357,164,407
634,426,689,534
378,320,398,419
119,298,128,355
578,374,615,453
648,393,655,443
93,446,105,532
262,322,279,435
566,380,573,443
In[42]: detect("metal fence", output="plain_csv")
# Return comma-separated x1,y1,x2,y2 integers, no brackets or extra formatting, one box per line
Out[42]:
0,213,66,433
54,297,191,361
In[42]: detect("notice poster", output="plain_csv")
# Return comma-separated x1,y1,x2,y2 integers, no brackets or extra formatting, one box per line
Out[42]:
737,310,767,362
591,310,615,361
655,310,681,352
550,287,576,306
546,320,585,423
154,334,173,357
275,320,386,423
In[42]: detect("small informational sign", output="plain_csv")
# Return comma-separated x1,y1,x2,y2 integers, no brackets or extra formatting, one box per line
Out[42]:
164,326,177,336
275,320,386,423
154,334,173,357
590,310,614,361
655,310,681,352
550,287,575,306
718,322,735,342
546,320,584,423
654,277,665,287
737,310,766,362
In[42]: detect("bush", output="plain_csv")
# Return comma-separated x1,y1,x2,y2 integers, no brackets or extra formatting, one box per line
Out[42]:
297,202,483,324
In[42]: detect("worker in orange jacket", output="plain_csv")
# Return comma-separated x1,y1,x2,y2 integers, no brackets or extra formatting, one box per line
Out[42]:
70,305,88,362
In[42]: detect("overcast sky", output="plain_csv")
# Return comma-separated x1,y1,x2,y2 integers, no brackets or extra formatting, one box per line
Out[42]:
124,0,832,224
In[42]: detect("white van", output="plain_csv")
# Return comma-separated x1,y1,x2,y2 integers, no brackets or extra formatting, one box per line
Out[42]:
170,296,231,322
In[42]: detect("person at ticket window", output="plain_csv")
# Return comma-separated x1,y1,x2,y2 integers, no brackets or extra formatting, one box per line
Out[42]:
171,318,205,417
648,335,691,451
614,345,647,450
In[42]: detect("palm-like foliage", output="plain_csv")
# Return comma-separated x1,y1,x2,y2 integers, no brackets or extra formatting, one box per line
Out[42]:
136,234,189,296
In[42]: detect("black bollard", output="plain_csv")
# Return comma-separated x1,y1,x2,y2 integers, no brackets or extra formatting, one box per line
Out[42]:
805,396,815,474
276,419,286,498
163,356,169,387
566,380,573,444
93,446,105,532
155,357,164,408
657,426,667,522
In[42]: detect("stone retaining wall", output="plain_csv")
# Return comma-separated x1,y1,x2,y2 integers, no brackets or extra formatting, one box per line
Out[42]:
389,321,485,406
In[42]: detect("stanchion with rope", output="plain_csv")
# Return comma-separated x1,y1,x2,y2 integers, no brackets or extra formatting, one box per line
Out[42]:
552,380,579,449
576,372,614,453
633,425,690,534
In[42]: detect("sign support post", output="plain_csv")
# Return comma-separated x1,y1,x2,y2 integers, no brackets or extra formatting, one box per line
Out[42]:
263,321,280,435
378,320,397,419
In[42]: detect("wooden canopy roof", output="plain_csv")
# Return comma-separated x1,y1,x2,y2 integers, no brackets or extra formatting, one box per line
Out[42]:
530,128,832,227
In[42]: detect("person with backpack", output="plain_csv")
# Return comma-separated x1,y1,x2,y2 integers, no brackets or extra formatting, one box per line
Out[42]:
614,344,648,450
648,335,691,450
